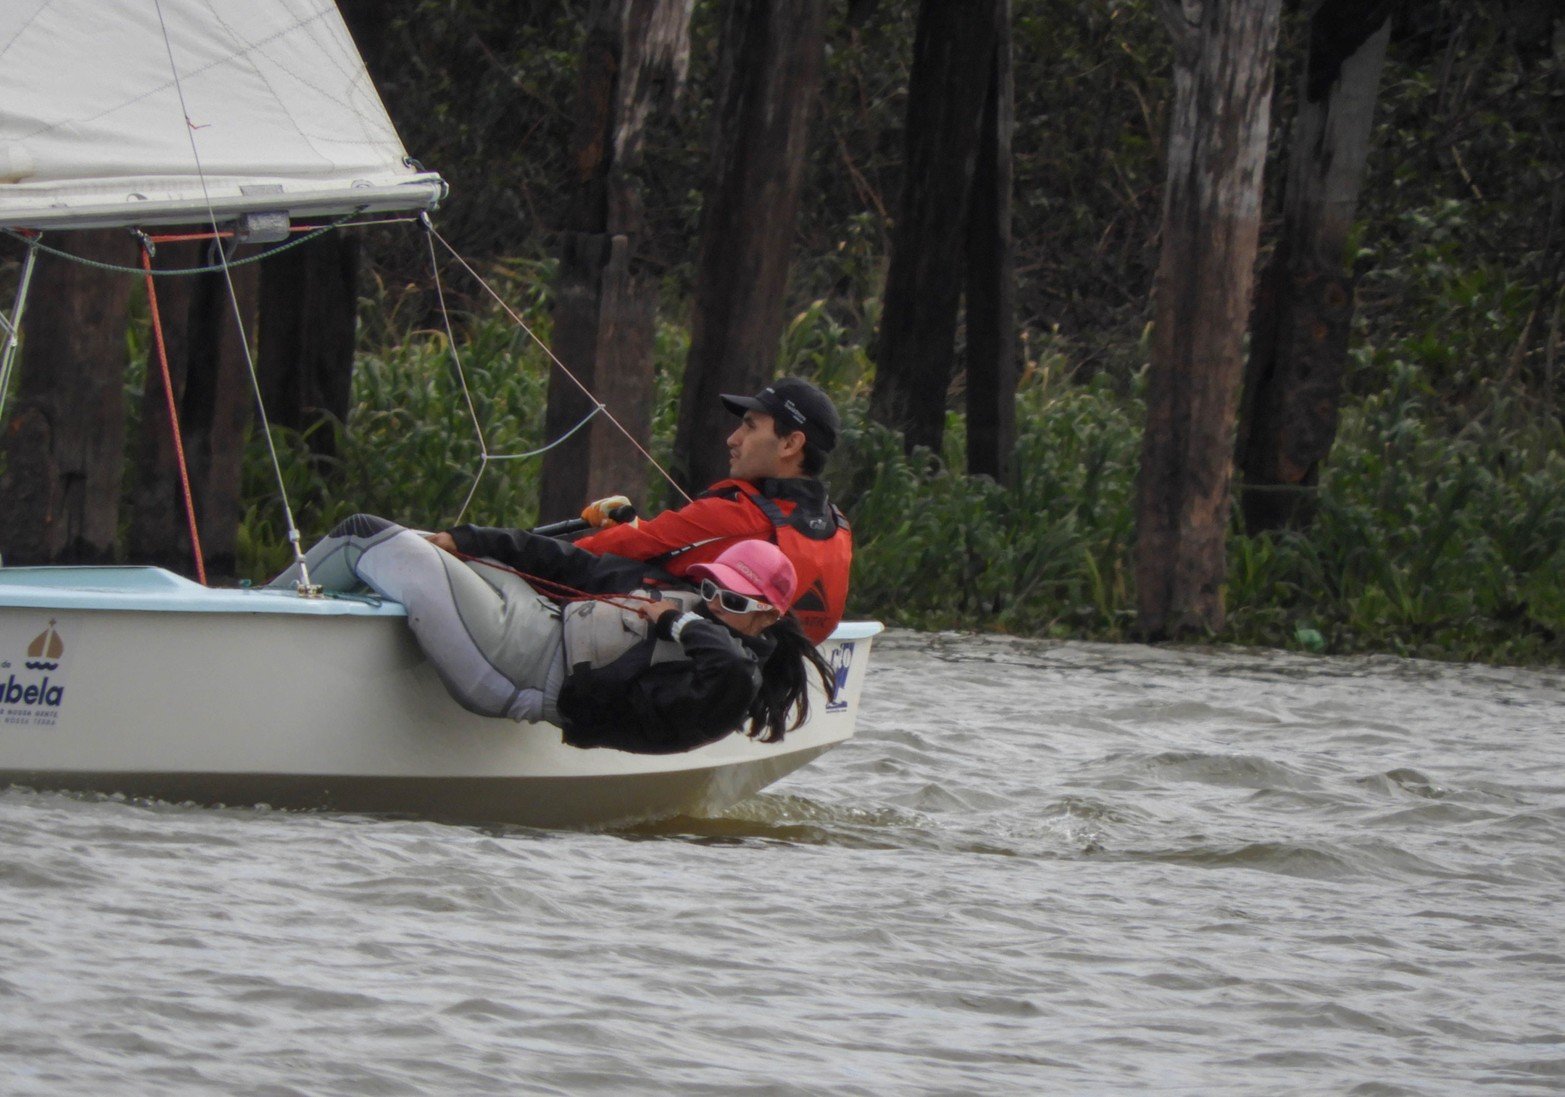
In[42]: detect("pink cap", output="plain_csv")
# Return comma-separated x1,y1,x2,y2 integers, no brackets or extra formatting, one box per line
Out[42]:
688,540,797,610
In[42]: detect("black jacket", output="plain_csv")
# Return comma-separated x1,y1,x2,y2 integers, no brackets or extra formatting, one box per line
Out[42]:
557,606,772,754
449,524,769,754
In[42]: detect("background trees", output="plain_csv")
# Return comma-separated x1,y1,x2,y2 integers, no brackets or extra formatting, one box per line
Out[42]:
1133,0,1283,638
1,0,1560,658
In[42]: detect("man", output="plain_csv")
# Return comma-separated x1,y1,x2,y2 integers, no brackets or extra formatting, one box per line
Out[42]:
571,377,852,644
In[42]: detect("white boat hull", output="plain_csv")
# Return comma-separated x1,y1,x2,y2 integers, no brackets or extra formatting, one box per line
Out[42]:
0,567,880,828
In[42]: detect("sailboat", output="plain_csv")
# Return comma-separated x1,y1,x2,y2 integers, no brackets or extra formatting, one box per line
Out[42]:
0,0,880,828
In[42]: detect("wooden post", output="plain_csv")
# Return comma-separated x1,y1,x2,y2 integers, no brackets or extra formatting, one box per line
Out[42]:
1134,0,1283,638
673,0,827,498
0,230,135,565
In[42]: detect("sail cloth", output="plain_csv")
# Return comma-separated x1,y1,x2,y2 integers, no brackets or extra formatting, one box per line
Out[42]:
0,0,443,231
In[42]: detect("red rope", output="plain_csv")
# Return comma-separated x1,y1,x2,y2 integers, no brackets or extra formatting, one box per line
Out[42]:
452,550,666,615
139,245,207,585
144,223,330,245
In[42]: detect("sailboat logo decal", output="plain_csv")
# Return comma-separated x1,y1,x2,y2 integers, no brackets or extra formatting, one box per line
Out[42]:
25,620,64,670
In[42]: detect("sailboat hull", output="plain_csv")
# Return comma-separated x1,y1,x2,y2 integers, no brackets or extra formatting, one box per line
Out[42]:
0,567,879,828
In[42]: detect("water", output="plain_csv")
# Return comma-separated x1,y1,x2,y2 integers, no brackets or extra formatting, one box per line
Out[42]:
2,631,1563,1095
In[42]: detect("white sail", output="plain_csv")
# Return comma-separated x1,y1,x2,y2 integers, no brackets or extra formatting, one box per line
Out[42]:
0,0,444,230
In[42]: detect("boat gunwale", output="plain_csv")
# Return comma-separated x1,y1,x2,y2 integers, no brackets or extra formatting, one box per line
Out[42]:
0,566,884,637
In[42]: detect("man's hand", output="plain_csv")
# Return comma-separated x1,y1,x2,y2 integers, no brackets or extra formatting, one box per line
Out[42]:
581,495,638,529
426,531,459,553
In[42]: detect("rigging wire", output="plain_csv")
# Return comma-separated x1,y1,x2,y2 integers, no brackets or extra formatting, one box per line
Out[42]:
0,236,39,431
422,218,607,524
426,222,695,508
153,0,314,589
0,212,360,277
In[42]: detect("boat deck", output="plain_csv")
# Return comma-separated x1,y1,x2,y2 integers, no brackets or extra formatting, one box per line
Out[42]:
0,566,406,616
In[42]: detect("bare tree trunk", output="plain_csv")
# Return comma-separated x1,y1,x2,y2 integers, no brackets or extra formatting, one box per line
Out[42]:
257,232,359,461
1237,2,1391,532
964,0,1016,485
868,0,1005,459
0,230,135,564
1134,0,1283,639
540,0,691,523
128,242,259,580
672,0,826,498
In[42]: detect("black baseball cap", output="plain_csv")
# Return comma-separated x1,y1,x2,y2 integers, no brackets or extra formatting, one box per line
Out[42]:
721,377,840,453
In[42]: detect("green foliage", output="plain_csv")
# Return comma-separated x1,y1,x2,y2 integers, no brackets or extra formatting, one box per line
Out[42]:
236,272,557,578
1224,360,1565,664
832,365,1142,638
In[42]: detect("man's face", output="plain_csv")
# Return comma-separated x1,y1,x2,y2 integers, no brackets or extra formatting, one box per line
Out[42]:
727,410,802,480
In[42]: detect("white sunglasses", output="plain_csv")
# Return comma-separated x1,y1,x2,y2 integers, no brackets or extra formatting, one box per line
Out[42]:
699,578,774,615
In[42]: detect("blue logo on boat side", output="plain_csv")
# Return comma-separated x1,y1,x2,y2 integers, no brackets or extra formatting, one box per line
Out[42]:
826,641,854,712
1,620,68,726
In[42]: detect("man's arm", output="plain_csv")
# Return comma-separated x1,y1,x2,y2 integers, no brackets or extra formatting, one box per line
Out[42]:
573,494,772,561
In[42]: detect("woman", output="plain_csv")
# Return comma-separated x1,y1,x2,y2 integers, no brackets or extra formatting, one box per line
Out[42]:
271,515,834,755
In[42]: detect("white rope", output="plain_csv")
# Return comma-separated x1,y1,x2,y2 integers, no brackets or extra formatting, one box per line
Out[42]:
426,223,694,506
426,219,489,457
449,403,605,524
153,0,313,588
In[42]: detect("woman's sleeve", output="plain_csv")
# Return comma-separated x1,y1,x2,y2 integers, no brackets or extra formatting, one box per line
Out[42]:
609,619,762,754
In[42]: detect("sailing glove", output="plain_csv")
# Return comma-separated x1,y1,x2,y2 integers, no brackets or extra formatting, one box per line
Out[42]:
582,495,638,528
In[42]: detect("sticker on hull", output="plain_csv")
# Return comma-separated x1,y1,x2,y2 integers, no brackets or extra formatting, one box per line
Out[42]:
1,618,70,728
825,640,855,712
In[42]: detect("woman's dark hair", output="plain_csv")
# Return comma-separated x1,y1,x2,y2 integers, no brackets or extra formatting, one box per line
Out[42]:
745,613,837,742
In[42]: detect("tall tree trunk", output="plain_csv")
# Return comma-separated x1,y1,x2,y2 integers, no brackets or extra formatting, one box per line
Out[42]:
672,0,827,499
868,0,1005,458
0,230,135,565
964,0,1017,485
1134,0,1283,639
540,0,691,523
127,242,259,580
257,232,359,462
1236,2,1391,532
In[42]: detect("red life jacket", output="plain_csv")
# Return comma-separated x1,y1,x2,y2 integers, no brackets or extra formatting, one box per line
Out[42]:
699,479,852,645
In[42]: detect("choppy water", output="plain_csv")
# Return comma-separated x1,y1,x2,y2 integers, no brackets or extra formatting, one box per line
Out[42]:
2,631,1563,1095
